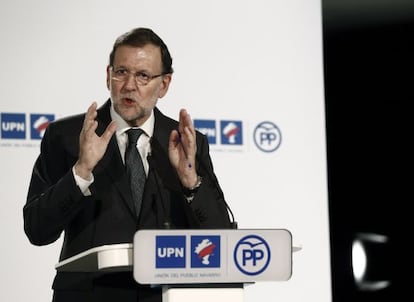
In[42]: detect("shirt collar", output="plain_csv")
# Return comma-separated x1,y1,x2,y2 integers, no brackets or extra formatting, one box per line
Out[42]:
109,101,155,138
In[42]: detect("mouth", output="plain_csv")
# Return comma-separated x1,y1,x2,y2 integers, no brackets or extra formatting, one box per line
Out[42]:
122,97,136,105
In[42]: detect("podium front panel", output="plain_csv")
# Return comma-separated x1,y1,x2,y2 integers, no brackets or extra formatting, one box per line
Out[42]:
133,229,292,285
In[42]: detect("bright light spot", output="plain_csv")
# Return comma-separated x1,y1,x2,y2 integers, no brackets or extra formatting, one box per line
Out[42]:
352,239,367,282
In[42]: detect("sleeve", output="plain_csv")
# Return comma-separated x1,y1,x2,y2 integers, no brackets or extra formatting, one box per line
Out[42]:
23,123,90,246
72,166,94,196
183,134,235,229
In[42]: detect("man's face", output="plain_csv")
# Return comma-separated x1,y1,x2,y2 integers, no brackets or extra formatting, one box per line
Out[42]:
106,44,171,127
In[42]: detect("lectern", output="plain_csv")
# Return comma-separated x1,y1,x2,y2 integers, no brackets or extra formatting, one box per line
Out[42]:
56,229,298,302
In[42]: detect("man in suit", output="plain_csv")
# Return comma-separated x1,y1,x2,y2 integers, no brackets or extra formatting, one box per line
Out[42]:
23,27,233,302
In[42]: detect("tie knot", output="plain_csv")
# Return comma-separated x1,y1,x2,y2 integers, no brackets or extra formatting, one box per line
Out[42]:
127,128,144,146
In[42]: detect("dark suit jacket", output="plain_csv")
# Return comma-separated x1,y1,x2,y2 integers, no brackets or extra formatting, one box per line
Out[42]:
23,100,232,301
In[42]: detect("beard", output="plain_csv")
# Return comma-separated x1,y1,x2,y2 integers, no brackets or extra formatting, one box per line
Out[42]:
112,96,154,127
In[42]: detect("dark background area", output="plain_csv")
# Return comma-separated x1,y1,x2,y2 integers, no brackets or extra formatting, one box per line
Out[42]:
323,0,411,301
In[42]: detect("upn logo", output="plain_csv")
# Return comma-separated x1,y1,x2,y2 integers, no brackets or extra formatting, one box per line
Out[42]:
194,119,216,144
191,235,220,268
155,235,186,268
1,113,26,139
234,235,271,276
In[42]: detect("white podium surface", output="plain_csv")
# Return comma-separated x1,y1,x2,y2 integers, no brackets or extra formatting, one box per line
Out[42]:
162,287,244,302
55,243,133,272
55,231,301,276
55,230,301,302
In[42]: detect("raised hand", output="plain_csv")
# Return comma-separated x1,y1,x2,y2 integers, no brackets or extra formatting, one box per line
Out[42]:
168,109,198,188
74,102,117,180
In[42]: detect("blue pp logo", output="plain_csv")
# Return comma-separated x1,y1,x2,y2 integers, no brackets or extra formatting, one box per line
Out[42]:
253,121,282,152
234,235,271,276
221,120,243,145
194,119,216,144
155,236,186,268
191,236,220,268
30,114,54,139
1,113,26,139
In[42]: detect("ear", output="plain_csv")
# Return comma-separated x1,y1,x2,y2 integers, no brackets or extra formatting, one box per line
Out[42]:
106,65,111,90
158,74,172,98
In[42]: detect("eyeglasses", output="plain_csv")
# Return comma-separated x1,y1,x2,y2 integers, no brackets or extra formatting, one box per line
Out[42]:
110,67,165,86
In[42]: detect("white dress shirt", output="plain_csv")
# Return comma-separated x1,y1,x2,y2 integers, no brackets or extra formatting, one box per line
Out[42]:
73,101,155,196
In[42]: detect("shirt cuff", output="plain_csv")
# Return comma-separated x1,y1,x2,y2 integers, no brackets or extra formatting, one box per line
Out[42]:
72,166,94,196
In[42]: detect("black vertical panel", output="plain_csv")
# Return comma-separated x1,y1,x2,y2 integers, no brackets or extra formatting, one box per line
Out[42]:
322,1,412,301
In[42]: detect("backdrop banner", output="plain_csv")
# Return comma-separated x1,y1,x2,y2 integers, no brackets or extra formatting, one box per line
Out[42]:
0,1,330,301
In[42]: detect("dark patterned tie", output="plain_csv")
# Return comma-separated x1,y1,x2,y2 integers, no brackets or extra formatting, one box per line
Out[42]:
125,128,146,217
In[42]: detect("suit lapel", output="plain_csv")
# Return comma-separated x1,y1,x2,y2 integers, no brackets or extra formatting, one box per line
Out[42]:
94,100,136,218
151,108,182,193
92,102,183,219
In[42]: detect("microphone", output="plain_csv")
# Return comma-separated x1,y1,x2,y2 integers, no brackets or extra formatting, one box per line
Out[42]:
147,152,172,229
149,135,238,229
207,170,237,229
196,153,238,229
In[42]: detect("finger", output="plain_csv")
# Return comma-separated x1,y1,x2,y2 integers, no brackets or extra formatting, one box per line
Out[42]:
180,115,196,141
179,109,195,137
85,120,98,139
83,102,98,132
83,119,96,136
83,116,98,140
185,119,195,136
182,126,196,155
169,130,180,149
184,112,195,134
85,102,98,120
179,108,188,119
179,109,190,124
178,110,185,134
178,108,191,131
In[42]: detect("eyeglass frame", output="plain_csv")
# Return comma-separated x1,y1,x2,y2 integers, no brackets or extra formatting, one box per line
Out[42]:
109,66,168,86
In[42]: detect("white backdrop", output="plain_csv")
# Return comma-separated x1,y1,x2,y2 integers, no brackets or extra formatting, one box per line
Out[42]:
0,0,330,301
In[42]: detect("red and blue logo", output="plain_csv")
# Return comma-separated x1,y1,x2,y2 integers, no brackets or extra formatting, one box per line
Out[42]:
191,235,220,268
30,114,54,139
221,120,243,145
194,119,243,146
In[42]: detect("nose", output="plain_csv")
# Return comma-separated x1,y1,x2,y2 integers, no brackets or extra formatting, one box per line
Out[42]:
122,73,137,91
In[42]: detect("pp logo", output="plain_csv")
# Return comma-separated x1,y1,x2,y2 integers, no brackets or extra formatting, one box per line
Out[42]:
155,236,186,268
253,121,281,152
234,235,271,276
191,236,220,268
